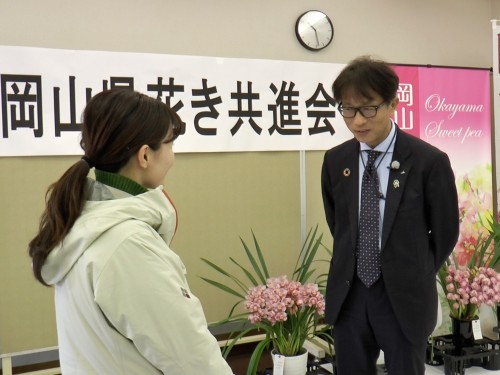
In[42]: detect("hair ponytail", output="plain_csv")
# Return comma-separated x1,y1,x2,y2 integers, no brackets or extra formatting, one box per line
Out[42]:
28,159,90,285
28,88,184,286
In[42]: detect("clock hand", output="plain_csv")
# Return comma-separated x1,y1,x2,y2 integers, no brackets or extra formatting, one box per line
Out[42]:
307,22,320,47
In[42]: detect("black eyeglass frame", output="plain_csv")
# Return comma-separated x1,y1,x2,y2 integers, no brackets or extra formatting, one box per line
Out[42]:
337,102,387,119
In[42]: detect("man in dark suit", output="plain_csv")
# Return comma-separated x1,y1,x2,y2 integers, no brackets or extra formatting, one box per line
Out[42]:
321,56,459,375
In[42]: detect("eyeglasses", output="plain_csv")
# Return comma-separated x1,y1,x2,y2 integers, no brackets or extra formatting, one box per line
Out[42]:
338,102,387,119
173,120,186,137
162,119,186,144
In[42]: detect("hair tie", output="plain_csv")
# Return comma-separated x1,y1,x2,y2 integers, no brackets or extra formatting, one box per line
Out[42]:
81,156,95,169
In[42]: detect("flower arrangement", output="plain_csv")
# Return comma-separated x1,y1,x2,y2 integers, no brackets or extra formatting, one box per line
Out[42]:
436,165,500,322
453,166,496,267
245,275,325,356
201,226,332,375
443,265,500,320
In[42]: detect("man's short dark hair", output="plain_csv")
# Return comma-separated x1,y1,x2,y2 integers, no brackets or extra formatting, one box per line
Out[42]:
333,56,399,104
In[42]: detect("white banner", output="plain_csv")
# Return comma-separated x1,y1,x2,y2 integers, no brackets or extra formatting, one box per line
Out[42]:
491,20,500,212
0,45,351,156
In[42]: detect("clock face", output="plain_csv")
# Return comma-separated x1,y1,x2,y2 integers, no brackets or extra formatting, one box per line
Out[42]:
295,10,334,51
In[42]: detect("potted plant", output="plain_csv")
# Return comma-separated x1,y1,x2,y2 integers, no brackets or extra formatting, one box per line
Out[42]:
437,213,500,351
201,226,332,375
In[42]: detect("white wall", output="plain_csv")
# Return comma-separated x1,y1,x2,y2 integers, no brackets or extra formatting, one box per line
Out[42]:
1,0,496,67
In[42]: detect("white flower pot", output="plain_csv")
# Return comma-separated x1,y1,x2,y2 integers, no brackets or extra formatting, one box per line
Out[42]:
271,349,308,375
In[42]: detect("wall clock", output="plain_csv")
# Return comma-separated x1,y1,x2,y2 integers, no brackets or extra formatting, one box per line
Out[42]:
295,10,334,51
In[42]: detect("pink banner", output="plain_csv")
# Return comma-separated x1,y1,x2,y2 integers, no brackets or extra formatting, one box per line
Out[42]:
392,66,491,176
392,65,492,266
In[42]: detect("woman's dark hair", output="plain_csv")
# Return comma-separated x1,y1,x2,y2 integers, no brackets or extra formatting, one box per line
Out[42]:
333,56,399,104
28,88,183,285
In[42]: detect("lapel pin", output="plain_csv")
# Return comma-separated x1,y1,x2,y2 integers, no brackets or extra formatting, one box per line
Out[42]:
390,160,400,170
401,170,405,175
343,168,350,177
393,179,400,188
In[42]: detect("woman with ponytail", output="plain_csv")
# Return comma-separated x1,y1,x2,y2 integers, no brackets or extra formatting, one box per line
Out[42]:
29,88,233,375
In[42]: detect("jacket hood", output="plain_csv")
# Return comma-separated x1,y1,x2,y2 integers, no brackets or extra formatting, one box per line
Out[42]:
41,185,176,285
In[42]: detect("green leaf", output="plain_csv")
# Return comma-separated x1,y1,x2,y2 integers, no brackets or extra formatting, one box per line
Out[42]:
293,226,315,281
200,257,248,294
225,301,245,320
220,325,257,358
199,277,245,299
251,230,270,280
294,226,323,283
229,257,259,286
200,257,231,276
246,338,271,375
240,235,267,284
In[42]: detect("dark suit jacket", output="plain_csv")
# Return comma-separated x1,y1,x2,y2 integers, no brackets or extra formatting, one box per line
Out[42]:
321,126,459,344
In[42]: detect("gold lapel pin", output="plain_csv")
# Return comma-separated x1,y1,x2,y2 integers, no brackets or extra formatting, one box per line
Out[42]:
393,179,400,188
343,168,351,177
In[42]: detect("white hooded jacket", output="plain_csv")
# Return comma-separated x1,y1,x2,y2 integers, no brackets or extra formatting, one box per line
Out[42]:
41,180,233,375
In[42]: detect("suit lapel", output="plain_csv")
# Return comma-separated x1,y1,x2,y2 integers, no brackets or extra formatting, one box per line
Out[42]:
343,140,360,250
381,129,412,250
